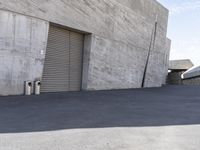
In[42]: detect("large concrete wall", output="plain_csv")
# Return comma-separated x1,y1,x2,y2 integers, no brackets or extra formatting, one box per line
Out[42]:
162,38,171,85
0,10,48,95
0,0,169,95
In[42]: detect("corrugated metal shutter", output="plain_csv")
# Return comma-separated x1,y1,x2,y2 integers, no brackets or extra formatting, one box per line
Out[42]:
69,32,84,91
41,25,83,93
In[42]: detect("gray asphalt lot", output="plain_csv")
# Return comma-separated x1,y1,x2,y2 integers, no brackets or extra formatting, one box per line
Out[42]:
0,85,200,150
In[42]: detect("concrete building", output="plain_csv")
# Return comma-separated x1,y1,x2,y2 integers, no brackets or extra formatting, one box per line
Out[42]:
0,0,170,95
167,59,194,85
182,66,200,85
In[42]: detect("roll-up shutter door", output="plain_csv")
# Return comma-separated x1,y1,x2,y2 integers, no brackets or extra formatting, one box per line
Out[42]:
41,25,83,93
69,32,84,91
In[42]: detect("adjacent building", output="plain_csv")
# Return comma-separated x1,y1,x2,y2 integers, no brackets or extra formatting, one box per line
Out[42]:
182,66,200,85
0,0,170,95
168,59,194,85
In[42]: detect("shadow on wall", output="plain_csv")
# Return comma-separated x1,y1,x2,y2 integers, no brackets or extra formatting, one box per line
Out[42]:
0,85,200,133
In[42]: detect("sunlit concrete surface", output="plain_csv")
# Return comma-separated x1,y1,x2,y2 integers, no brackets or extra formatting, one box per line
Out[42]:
169,59,194,70
0,0,170,95
1,125,200,150
0,85,200,150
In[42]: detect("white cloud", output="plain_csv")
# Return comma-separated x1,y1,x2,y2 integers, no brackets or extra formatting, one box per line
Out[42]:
169,1,200,15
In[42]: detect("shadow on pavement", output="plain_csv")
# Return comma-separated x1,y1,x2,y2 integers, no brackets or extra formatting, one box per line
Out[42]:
0,85,200,133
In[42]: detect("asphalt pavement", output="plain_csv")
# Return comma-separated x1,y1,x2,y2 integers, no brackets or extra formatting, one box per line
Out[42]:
0,85,200,150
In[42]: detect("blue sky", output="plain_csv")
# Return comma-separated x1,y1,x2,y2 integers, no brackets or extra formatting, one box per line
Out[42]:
157,0,200,66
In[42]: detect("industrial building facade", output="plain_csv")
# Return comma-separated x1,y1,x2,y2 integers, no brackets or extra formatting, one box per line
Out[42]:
0,0,170,95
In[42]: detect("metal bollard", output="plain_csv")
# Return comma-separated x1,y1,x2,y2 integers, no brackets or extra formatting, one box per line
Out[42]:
25,81,32,95
34,81,41,95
